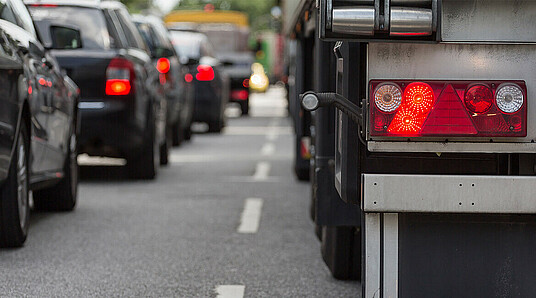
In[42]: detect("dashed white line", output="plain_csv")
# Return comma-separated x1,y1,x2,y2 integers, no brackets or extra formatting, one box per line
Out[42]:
261,143,275,156
238,198,264,234
253,162,270,180
215,285,245,298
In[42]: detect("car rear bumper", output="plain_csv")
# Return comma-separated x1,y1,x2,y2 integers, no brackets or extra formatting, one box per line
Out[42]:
78,99,146,158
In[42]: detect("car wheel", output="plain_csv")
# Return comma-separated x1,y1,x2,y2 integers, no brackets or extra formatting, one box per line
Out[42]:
128,120,157,180
0,122,29,247
34,128,78,212
171,121,183,147
159,126,171,166
241,100,249,116
183,121,192,141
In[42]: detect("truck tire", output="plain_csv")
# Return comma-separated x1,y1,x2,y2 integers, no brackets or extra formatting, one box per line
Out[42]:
321,226,361,280
34,128,78,211
0,123,29,247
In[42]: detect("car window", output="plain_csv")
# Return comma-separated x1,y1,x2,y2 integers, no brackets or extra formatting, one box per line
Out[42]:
10,0,35,37
29,6,110,49
0,0,17,26
134,21,155,55
169,31,202,59
115,9,145,50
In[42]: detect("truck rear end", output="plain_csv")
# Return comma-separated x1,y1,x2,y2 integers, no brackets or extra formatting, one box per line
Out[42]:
305,0,536,296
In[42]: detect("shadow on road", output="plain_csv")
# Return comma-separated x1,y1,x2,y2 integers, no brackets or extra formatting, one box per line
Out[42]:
80,165,130,182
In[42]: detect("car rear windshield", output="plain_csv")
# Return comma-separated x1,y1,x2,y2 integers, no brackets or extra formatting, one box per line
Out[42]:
169,31,203,59
29,6,110,50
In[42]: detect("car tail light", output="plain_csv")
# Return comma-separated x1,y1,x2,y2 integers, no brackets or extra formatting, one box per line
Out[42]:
196,65,214,81
369,80,527,137
184,73,193,83
29,4,58,7
106,58,135,96
156,58,170,74
231,90,249,100
243,79,250,88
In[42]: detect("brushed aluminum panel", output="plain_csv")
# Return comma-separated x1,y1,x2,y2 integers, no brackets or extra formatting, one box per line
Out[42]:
441,0,536,43
363,174,536,213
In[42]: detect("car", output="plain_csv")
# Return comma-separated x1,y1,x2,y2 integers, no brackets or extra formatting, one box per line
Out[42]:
132,14,194,150
27,0,167,179
0,0,80,247
168,29,228,133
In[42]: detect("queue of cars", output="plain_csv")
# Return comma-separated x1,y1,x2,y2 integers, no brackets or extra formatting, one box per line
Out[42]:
0,0,236,247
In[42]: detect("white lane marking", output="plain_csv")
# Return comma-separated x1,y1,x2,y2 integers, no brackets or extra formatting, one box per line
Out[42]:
215,285,245,298
77,154,126,166
253,162,270,180
261,143,275,156
238,198,264,234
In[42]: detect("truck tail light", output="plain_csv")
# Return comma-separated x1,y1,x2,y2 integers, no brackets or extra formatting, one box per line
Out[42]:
369,80,527,137
374,83,402,113
196,65,214,81
106,58,135,96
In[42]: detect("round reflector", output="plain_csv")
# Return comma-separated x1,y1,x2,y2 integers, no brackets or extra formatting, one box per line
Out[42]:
464,85,493,114
496,84,524,114
403,82,434,115
374,83,402,113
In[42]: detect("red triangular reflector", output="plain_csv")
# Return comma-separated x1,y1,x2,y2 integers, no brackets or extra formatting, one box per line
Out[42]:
421,85,478,135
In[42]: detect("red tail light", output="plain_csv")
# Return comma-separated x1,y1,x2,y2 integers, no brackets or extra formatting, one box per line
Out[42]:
29,4,58,7
184,73,193,83
106,80,131,95
196,65,214,81
243,79,250,88
370,80,527,137
106,58,135,96
231,90,249,100
156,58,170,74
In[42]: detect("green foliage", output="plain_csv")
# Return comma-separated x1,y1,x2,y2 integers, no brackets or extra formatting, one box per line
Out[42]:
173,0,278,32
120,0,153,13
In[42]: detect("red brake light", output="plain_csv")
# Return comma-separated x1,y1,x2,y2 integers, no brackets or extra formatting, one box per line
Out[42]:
184,73,193,83
156,58,170,74
106,80,131,95
243,79,250,88
30,4,58,7
370,80,527,137
106,58,135,96
196,65,214,81
464,85,493,114
231,90,249,100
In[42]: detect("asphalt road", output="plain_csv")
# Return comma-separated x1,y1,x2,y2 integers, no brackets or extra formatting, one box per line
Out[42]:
0,87,360,297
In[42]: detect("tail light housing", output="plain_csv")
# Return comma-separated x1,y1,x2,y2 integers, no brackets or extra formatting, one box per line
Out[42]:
106,58,135,96
369,80,527,137
196,65,214,81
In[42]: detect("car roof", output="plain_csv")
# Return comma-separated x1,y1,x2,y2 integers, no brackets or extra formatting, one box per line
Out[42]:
24,0,125,10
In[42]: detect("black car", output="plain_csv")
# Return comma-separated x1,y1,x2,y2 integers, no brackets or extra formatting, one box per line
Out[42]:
0,0,80,247
168,30,228,133
27,0,167,179
133,14,194,149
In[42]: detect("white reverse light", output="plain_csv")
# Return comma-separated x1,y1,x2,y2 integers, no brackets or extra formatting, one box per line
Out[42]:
374,83,402,113
496,84,524,113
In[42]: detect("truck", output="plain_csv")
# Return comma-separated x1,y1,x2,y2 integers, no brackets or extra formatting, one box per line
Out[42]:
289,0,536,296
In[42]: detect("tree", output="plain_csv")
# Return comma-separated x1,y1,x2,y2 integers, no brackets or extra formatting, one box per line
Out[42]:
120,0,154,13
172,0,278,32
